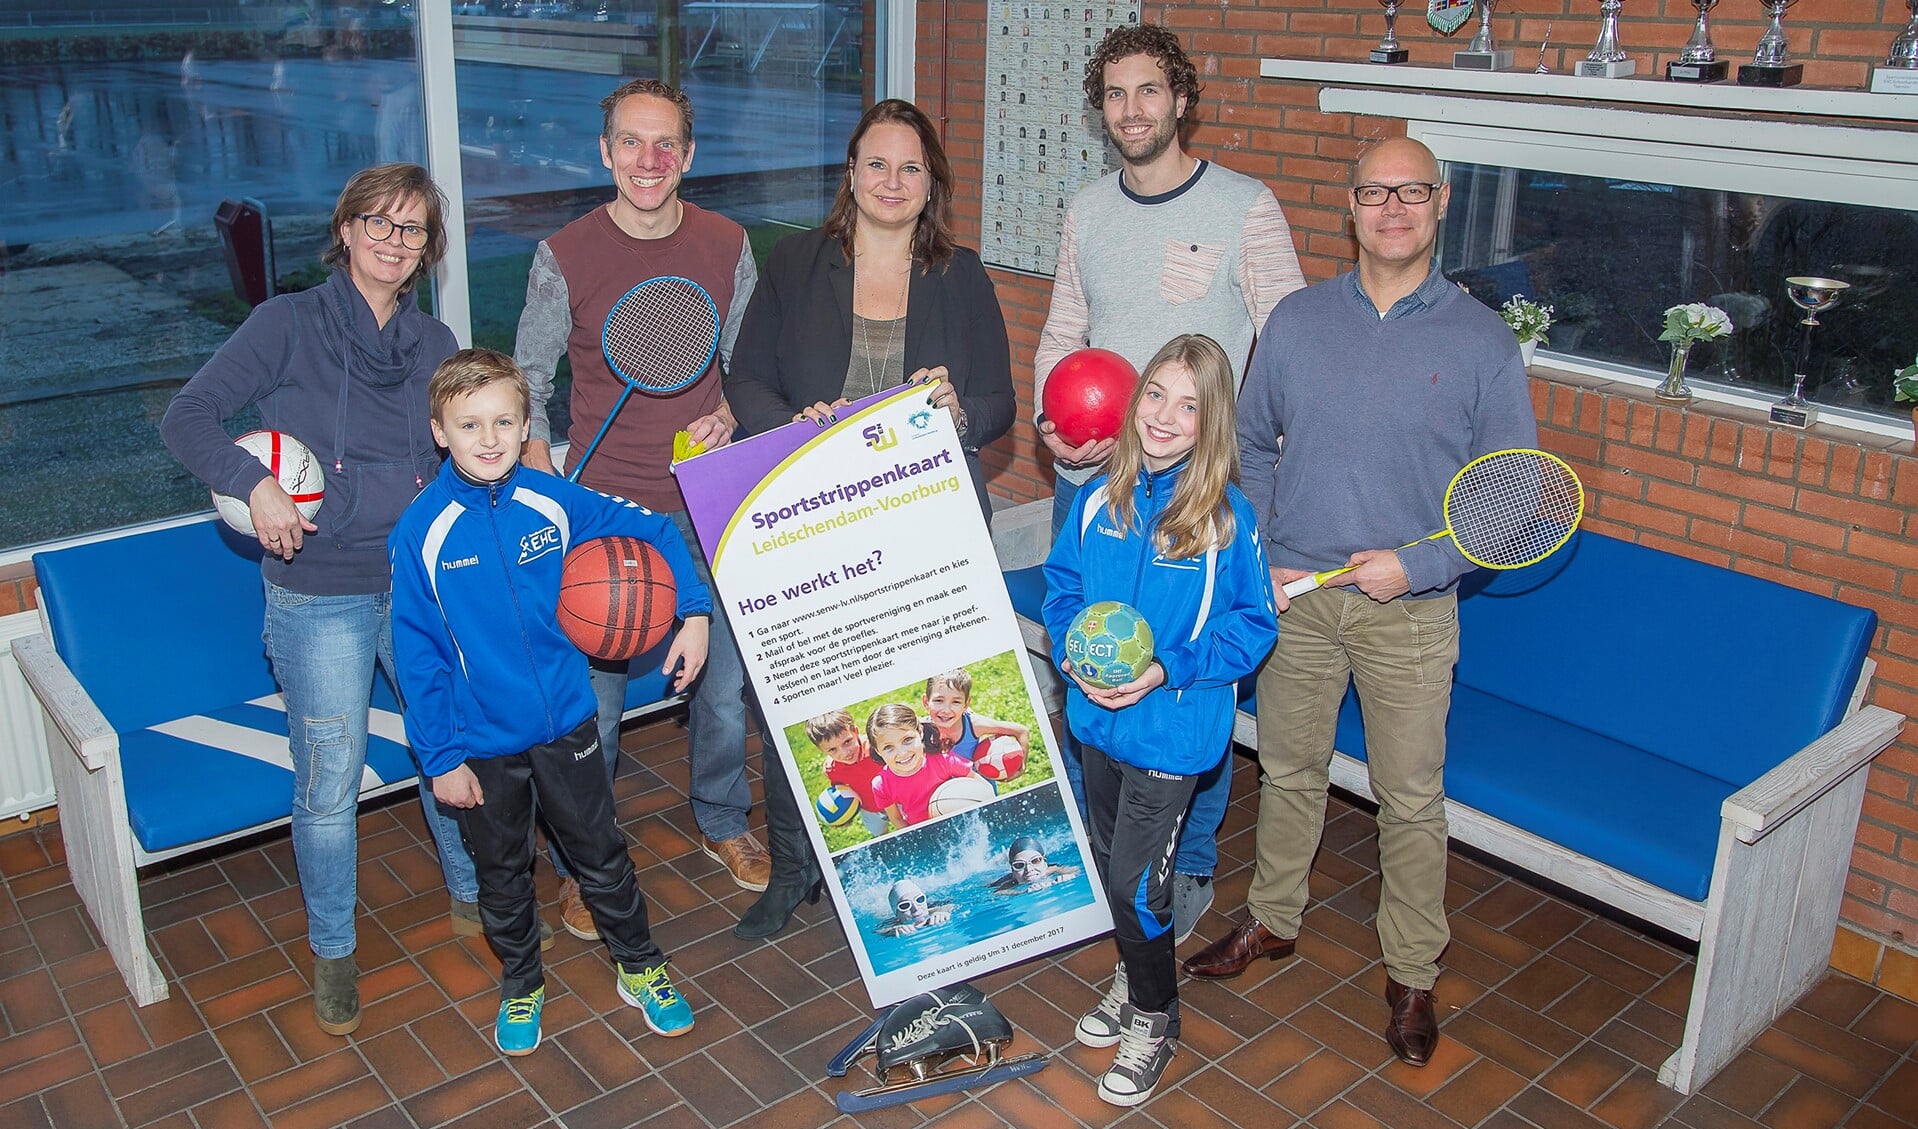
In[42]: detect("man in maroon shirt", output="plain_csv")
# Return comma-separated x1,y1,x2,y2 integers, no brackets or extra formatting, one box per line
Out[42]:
514,79,767,938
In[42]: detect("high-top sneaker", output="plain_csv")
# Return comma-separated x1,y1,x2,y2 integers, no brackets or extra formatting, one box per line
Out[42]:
1074,962,1129,1048
1097,1002,1177,1107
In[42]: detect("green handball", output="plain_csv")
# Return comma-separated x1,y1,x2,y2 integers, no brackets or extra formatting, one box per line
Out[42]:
1065,600,1155,689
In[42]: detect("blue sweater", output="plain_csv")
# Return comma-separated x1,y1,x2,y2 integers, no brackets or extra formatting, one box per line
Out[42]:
389,461,713,777
1042,462,1278,775
1237,266,1538,597
163,269,456,595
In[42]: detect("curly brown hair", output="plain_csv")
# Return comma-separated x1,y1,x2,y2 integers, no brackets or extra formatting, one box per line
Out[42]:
1081,23,1202,129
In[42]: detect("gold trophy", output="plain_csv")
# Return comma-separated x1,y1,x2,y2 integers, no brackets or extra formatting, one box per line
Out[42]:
1768,277,1849,430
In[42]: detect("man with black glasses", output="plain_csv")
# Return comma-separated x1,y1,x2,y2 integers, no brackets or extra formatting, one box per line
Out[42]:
1185,137,1537,1069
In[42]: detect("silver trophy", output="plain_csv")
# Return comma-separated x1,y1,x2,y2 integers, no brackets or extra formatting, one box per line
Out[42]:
1454,0,1516,70
1872,0,1918,92
1667,0,1729,82
1738,0,1804,86
1371,0,1410,64
1769,277,1849,430
1576,0,1637,77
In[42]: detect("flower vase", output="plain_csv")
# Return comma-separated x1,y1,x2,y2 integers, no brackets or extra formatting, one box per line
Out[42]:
1520,338,1537,367
1656,340,1694,403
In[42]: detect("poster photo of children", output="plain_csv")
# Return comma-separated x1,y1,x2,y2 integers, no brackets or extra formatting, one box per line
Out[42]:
783,649,1055,854
833,783,1096,977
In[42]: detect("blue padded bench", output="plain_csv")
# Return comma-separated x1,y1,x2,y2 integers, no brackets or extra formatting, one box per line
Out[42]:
989,498,1902,1095
12,516,683,1006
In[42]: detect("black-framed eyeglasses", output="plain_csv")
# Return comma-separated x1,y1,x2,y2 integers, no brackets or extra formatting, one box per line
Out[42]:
354,213,430,250
1353,182,1440,207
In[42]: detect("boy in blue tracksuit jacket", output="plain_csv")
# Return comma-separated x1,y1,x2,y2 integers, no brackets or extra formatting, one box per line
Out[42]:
390,349,712,1057
1041,335,1277,1107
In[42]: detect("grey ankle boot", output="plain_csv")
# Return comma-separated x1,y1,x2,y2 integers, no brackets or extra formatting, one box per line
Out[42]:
313,954,360,1036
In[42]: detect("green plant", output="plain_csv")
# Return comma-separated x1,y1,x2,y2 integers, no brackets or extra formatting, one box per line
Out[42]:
1893,356,1918,404
1500,294,1554,345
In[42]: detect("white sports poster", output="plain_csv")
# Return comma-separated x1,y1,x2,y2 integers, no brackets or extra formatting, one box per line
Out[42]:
981,2,1141,274
674,385,1112,1007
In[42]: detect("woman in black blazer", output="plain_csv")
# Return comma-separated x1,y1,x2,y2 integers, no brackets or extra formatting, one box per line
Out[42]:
725,100,1015,941
726,99,1015,519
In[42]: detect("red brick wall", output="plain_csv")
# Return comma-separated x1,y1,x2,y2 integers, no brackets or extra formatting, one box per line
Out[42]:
0,569,33,621
916,0,1918,971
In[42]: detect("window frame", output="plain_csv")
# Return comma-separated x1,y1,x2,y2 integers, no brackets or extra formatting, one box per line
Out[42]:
0,0,910,567
1325,88,1918,442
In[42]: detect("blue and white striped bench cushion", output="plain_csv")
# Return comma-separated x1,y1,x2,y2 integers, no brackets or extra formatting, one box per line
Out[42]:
122,693,419,855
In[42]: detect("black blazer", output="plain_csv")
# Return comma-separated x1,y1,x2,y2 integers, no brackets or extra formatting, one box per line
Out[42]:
726,226,1015,516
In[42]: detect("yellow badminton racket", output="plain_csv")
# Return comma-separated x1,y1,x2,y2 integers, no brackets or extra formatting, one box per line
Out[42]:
1281,448,1585,599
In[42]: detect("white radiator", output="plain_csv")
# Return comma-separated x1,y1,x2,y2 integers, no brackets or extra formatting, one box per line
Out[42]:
0,610,57,821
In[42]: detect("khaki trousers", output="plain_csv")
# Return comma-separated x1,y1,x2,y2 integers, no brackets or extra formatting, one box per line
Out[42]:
1247,586,1459,989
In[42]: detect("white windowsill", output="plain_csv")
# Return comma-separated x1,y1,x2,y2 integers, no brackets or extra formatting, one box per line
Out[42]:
1259,57,1918,123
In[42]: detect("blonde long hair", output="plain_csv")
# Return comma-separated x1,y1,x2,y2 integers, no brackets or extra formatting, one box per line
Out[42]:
1102,334,1240,560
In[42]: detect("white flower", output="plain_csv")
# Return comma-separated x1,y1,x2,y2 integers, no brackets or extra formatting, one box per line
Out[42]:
1660,302,1733,344
1500,294,1555,344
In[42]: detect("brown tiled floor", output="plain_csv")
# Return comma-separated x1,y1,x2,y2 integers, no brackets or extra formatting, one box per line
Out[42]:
1,716,1913,1128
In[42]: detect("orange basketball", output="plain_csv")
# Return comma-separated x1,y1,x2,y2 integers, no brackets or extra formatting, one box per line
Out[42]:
557,537,678,661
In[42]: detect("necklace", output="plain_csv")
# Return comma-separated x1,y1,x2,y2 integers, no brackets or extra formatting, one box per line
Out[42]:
855,257,909,394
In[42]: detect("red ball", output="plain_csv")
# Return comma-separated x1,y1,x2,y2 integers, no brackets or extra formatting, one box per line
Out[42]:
557,537,678,661
1041,348,1139,448
973,735,1026,782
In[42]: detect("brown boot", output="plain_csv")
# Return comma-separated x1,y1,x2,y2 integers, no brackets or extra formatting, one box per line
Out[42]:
1180,916,1296,980
557,878,598,941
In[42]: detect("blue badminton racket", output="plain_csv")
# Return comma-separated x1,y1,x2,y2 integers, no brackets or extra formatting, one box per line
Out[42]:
567,275,720,482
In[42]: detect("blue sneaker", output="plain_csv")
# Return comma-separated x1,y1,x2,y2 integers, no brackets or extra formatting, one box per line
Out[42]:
617,962,694,1037
495,986,543,1056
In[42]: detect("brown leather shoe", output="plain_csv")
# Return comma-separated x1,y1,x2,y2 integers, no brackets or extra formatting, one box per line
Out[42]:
1180,916,1296,980
703,833,771,892
1384,978,1440,1067
557,878,598,941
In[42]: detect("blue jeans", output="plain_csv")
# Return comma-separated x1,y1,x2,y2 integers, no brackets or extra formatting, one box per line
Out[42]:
568,510,750,876
263,582,478,959
1052,477,1230,878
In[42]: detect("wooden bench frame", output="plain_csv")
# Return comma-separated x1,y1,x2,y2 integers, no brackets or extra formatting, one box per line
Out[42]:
989,497,1904,1094
11,601,685,1008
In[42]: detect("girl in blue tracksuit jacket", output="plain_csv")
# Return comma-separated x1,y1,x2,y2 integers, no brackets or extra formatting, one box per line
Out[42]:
389,350,714,1057
1042,335,1277,1108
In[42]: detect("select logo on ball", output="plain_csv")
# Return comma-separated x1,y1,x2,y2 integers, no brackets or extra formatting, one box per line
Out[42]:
1064,600,1155,689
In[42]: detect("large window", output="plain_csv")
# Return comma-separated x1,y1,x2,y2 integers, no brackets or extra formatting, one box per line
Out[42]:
0,2,427,552
447,1,867,441
1365,91,1918,435
0,0,872,555
1441,163,1918,419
